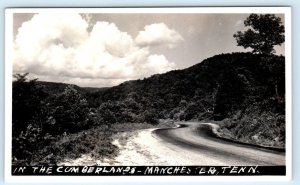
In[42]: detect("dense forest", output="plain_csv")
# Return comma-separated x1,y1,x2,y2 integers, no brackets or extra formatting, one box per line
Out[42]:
12,52,285,165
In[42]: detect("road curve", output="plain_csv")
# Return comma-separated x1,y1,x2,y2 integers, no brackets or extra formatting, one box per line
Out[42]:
153,122,285,166
59,122,285,166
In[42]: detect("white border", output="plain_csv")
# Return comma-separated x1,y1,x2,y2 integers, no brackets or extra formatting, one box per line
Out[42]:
4,7,292,183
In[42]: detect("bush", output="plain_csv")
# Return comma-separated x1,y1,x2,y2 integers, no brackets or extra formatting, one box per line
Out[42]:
12,124,55,165
143,109,159,125
51,85,90,134
220,111,285,147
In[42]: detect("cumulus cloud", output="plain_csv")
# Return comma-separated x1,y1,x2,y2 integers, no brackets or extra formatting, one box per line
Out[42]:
13,13,178,87
134,23,183,48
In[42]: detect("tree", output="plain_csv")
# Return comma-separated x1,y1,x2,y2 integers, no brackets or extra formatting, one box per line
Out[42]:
144,111,159,125
12,73,54,164
233,14,285,55
96,101,119,124
52,85,90,133
12,73,48,135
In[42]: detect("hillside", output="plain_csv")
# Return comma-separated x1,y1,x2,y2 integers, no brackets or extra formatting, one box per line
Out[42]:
84,52,285,146
34,52,285,147
37,81,107,94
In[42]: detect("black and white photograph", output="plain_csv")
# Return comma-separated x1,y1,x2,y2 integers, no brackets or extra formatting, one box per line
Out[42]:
5,7,291,181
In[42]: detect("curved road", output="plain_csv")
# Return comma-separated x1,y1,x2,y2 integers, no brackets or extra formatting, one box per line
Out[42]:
153,122,285,166
60,122,285,166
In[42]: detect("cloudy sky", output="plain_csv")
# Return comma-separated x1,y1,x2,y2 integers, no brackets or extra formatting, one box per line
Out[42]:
12,11,285,87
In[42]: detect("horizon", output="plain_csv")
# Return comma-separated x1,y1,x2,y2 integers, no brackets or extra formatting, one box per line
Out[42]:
14,51,285,89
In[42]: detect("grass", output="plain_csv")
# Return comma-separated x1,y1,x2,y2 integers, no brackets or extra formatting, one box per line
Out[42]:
217,112,285,148
16,120,175,166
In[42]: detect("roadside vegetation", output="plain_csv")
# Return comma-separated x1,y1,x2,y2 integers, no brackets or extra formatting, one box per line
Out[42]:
12,13,286,165
12,73,172,165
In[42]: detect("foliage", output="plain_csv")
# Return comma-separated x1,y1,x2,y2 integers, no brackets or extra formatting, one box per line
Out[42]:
143,109,159,125
50,85,91,134
89,52,285,146
12,73,48,136
220,111,285,147
12,80,92,164
233,14,285,55
12,124,55,165
89,53,284,123
13,121,174,166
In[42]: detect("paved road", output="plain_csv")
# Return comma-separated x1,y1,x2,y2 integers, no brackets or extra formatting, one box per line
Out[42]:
60,122,285,166
153,122,285,166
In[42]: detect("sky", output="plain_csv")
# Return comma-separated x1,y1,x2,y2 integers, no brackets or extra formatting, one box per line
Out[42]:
11,11,285,87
